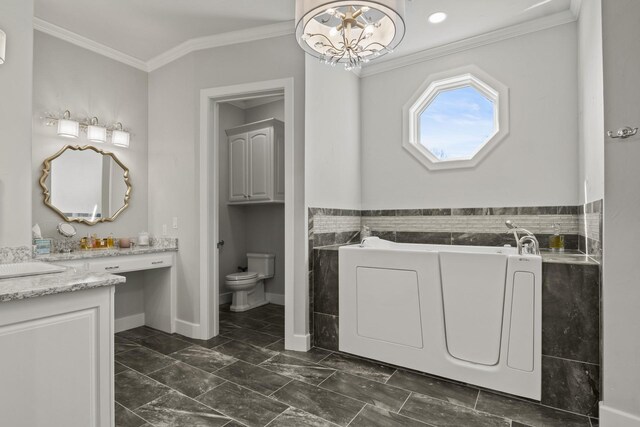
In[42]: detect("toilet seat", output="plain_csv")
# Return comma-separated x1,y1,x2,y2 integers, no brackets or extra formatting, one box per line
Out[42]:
226,272,258,281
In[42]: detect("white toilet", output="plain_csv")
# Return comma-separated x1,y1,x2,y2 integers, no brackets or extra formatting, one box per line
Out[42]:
225,252,275,312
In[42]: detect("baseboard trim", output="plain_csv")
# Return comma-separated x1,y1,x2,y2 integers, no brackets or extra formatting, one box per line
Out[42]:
115,313,145,333
219,292,232,305
286,333,311,352
175,319,201,339
600,403,640,427
266,293,285,305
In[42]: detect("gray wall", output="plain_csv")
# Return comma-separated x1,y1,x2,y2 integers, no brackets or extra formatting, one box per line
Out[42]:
360,23,579,209
32,31,149,239
0,0,33,248
305,58,361,210
602,0,640,422
31,32,150,324
577,0,605,204
148,35,306,329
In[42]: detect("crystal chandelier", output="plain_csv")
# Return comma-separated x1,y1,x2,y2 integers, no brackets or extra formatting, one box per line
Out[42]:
295,1,406,71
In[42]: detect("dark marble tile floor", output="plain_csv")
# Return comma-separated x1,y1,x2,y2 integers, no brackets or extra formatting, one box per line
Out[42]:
115,304,595,427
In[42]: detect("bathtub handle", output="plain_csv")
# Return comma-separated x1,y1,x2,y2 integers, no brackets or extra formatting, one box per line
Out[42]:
518,235,540,255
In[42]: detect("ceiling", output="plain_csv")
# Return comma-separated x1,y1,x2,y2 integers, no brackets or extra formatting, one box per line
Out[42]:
34,0,295,61
34,0,574,66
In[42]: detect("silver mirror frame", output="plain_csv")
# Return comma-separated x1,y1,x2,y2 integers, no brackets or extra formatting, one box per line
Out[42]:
39,145,132,225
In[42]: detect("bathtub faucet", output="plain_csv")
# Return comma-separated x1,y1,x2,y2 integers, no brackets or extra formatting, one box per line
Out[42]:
505,220,540,255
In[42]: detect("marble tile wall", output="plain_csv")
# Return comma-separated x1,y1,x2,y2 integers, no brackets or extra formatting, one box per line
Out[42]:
311,247,601,418
308,208,361,348
310,205,589,251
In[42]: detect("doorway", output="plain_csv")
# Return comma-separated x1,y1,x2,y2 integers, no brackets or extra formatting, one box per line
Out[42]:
198,79,298,349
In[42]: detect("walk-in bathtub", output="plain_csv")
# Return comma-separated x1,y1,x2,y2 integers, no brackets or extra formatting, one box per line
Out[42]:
339,237,542,400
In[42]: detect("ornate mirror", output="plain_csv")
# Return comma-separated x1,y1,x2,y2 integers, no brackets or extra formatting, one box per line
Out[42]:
39,145,131,225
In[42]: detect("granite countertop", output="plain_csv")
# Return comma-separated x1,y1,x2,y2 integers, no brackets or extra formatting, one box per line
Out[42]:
0,268,126,303
35,245,178,262
540,250,600,265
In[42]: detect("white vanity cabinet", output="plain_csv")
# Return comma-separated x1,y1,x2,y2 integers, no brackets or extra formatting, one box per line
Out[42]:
226,118,284,204
56,252,177,334
0,274,123,427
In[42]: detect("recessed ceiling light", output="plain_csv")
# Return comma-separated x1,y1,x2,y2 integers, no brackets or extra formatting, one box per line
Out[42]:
428,12,447,24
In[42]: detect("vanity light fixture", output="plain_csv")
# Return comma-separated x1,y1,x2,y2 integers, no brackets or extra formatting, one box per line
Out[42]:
57,110,80,138
111,122,130,148
295,0,406,71
45,110,131,148
87,117,107,143
0,29,6,64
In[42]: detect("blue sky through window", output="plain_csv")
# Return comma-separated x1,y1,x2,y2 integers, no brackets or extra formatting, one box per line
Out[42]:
419,86,495,160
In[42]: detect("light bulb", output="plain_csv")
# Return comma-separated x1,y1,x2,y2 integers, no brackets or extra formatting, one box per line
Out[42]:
57,110,79,138
87,117,106,143
428,12,447,24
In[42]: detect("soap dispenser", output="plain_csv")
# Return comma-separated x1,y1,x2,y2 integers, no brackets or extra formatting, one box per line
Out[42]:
549,223,565,252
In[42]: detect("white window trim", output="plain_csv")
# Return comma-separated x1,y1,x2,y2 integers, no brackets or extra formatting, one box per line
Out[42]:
402,65,510,170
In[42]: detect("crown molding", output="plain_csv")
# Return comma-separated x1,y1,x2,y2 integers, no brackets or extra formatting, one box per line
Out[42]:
359,9,578,78
33,18,294,73
147,21,294,72
570,0,583,19
33,17,148,72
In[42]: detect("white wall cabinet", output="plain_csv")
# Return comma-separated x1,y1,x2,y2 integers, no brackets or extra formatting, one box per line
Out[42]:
226,118,284,204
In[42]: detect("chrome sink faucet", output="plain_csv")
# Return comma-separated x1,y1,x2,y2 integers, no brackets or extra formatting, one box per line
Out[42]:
505,220,540,255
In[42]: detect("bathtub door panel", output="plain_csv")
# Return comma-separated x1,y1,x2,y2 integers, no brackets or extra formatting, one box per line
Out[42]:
355,267,423,348
507,272,535,372
440,253,507,366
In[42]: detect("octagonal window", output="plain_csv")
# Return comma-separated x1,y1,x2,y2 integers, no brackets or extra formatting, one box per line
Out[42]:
403,66,509,170
419,86,496,161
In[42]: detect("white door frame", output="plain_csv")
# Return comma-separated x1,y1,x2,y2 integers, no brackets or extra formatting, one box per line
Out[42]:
198,78,297,347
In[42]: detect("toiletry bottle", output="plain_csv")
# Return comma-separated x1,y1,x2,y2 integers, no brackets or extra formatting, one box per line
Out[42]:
549,223,565,252
107,233,114,249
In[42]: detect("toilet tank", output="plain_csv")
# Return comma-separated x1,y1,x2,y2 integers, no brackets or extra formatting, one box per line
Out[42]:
247,253,275,279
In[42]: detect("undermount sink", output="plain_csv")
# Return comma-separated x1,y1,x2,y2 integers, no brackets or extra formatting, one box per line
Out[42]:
0,262,66,279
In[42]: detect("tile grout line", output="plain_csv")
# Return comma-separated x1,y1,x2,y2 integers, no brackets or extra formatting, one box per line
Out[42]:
115,401,157,427
345,402,368,427
542,353,600,366
268,378,295,397
476,388,595,420
315,369,338,388
397,391,413,414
